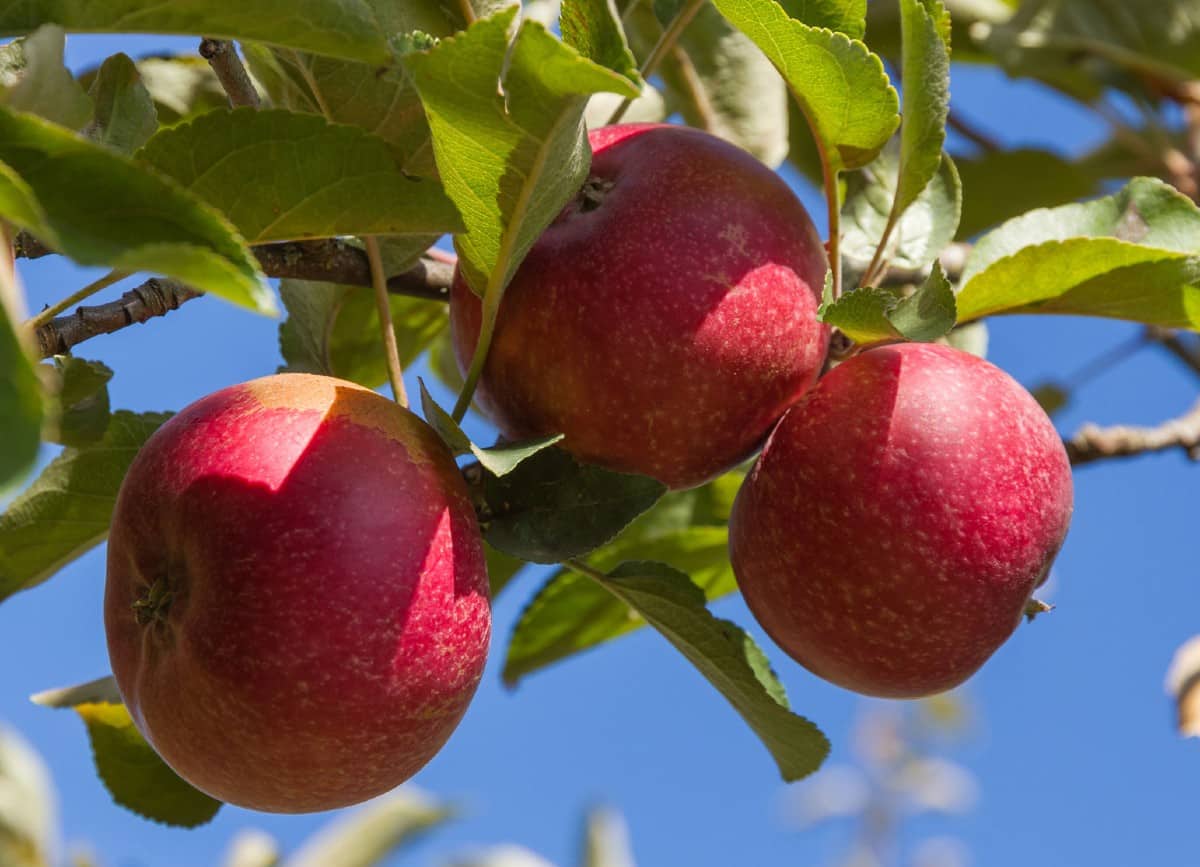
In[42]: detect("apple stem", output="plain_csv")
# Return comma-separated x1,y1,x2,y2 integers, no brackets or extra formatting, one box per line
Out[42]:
606,0,706,127
818,148,843,301
859,207,899,290
25,269,130,331
451,286,501,422
365,236,410,408
1023,598,1054,623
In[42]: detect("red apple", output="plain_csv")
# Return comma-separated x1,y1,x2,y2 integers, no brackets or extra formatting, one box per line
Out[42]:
104,374,490,812
729,343,1073,698
451,123,829,490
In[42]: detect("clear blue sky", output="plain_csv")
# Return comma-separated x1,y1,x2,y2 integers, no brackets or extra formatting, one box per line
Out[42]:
2,31,1198,867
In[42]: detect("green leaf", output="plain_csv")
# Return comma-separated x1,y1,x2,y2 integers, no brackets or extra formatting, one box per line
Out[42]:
43,355,112,447
506,570,642,686
711,0,898,172
981,0,1200,93
0,107,273,314
503,473,741,685
85,52,157,153
956,177,1200,328
955,148,1103,240
0,1,395,66
475,436,566,477
278,279,446,389
624,1,789,167
419,379,563,475
84,55,228,128
818,285,897,342
1031,382,1070,416
561,0,641,81
862,0,1008,66
0,411,169,602
841,145,961,278
70,701,222,827
405,7,639,295
288,790,456,867
418,378,472,453
486,542,525,598
584,561,829,781
0,268,41,491
820,262,955,343
776,0,866,37
0,24,91,128
237,1,488,171
887,0,949,230
136,108,462,244
887,260,956,341
504,525,729,684
30,675,121,707
241,44,434,175
474,447,667,563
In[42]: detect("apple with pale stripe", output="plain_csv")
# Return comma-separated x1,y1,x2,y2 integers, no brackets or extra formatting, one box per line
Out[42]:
104,374,490,812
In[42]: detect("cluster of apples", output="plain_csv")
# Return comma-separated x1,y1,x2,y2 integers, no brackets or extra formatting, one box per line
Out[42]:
104,124,1072,814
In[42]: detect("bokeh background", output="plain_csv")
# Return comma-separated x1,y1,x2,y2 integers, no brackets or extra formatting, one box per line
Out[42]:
2,25,1198,867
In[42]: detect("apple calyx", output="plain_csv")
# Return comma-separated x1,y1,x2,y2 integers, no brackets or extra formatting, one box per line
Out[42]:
131,577,175,627
577,176,614,212
1024,598,1055,622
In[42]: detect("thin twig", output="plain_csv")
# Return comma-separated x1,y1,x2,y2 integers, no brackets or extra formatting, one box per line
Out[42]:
1149,327,1200,381
1182,81,1200,199
1066,400,1200,465
946,109,1001,152
365,236,409,407
1092,98,1198,200
198,38,261,109
27,269,128,329
607,0,704,126
1061,332,1149,390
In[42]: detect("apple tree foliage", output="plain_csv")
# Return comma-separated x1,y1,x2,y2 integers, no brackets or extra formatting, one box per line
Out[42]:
1,0,1200,841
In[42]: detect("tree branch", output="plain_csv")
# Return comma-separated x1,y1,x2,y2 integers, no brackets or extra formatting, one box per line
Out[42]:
198,38,261,109
33,278,202,359
30,250,455,359
18,237,455,302
1066,400,1200,465
251,239,454,300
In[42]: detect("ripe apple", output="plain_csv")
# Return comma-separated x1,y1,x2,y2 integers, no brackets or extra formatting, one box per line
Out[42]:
450,122,829,490
104,374,491,812
729,343,1073,698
